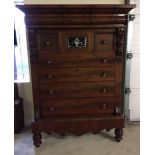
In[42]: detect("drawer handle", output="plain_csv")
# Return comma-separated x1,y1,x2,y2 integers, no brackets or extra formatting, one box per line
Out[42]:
100,40,108,45
100,88,107,93
100,58,108,64
49,107,55,112
100,104,107,109
45,41,52,46
47,74,54,79
49,89,55,94
100,72,107,77
46,60,53,65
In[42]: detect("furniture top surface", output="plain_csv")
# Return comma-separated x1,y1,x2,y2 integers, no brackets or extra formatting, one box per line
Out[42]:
16,4,136,15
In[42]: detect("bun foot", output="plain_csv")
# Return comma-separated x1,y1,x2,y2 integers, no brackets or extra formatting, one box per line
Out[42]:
33,132,42,147
114,128,123,142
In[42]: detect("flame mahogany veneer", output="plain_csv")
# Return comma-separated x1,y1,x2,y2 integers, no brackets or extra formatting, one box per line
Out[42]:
16,4,136,147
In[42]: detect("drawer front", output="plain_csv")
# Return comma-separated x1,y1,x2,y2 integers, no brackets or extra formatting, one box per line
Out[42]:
94,32,114,51
39,67,116,83
40,98,118,117
39,82,116,99
38,52,116,67
36,32,59,56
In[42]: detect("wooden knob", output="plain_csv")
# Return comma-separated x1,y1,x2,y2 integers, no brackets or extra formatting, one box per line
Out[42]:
100,58,108,64
47,74,53,79
47,60,52,65
103,58,108,63
100,88,107,93
49,107,55,112
100,40,108,45
101,72,107,77
49,89,55,94
45,41,52,46
100,104,106,109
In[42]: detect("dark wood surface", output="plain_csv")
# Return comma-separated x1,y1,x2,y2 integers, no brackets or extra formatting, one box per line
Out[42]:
16,4,136,14
16,4,135,147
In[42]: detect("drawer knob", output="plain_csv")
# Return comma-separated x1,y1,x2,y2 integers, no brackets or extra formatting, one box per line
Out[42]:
47,74,53,79
100,40,108,45
100,104,107,109
100,88,107,93
47,60,53,65
49,107,55,112
45,41,52,46
101,72,107,77
100,58,108,64
49,89,55,94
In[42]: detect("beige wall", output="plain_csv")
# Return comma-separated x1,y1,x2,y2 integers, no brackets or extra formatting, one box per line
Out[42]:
21,0,125,126
24,0,125,4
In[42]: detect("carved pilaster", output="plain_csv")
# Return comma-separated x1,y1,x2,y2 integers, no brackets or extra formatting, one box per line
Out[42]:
116,27,125,62
27,29,37,63
34,107,41,121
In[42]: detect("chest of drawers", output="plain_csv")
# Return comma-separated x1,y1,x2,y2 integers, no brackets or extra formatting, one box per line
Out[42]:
17,4,135,147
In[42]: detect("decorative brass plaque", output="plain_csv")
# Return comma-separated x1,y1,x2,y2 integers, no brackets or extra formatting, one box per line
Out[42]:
67,36,87,48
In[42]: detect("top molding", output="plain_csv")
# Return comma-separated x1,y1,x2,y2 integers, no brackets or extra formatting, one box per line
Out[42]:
16,4,136,14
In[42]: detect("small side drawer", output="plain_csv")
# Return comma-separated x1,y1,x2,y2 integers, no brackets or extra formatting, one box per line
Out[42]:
40,98,118,117
94,32,114,51
36,32,59,56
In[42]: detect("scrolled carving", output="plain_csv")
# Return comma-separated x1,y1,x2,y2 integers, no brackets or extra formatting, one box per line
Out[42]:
27,29,37,63
114,106,121,115
116,27,125,61
34,107,41,121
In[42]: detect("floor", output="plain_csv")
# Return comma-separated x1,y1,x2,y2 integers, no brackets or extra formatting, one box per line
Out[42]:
14,121,140,155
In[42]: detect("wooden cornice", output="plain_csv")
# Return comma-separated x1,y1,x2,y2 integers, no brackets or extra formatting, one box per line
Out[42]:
16,4,136,14
16,4,136,28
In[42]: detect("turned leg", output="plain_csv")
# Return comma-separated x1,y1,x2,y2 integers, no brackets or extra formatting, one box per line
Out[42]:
33,132,42,147
114,128,123,142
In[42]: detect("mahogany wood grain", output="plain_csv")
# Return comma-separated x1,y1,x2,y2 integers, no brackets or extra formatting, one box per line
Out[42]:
16,4,136,147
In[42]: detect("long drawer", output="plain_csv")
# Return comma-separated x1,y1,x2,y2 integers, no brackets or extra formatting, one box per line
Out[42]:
40,98,119,117
38,52,116,67
39,81,116,99
39,67,118,83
